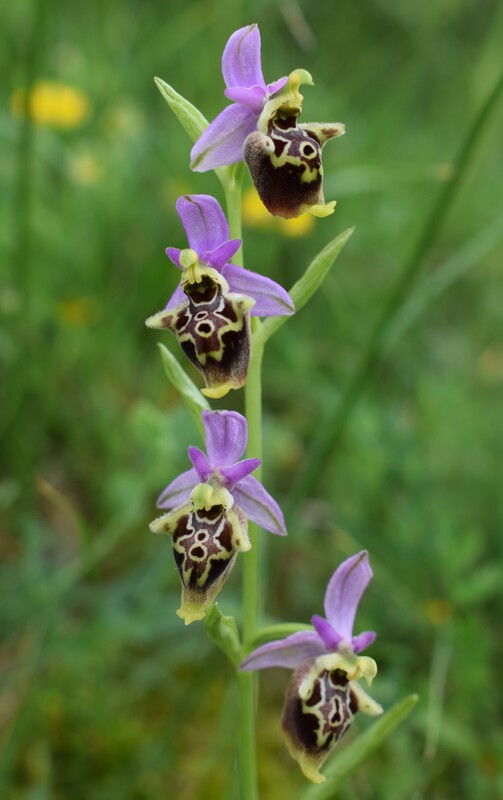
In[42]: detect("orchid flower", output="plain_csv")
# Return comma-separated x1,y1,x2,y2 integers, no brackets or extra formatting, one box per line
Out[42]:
150,410,286,624
240,551,382,783
190,24,345,219
244,70,345,219
190,24,288,172
145,194,294,398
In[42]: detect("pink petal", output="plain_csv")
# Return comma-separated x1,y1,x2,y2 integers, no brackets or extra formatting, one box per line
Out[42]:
232,474,286,536
202,410,248,466
190,104,257,172
188,446,212,481
240,631,325,671
165,247,182,268
219,458,260,489
224,85,265,115
157,467,198,509
222,263,295,317
203,239,241,269
324,551,373,641
351,631,377,653
222,24,265,90
311,615,343,650
266,76,288,96
175,195,229,254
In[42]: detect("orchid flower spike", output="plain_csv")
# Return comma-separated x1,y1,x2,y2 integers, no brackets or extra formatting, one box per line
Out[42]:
145,195,294,399
150,410,286,624
190,24,345,219
240,551,382,784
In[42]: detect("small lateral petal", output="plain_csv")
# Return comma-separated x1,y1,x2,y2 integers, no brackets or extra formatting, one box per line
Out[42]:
203,238,241,269
224,85,266,115
176,194,230,254
202,410,248,466
266,76,288,95
351,630,377,653
191,103,257,172
240,631,325,671
232,474,286,535
311,615,343,650
188,446,212,481
157,467,199,509
219,457,261,489
164,284,186,311
222,24,265,91
324,551,373,641
166,247,182,268
222,263,295,317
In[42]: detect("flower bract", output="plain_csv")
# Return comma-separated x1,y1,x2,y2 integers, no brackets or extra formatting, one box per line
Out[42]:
240,551,382,783
150,410,286,624
145,194,294,398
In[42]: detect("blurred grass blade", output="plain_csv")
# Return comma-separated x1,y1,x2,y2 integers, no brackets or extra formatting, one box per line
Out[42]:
299,694,419,800
288,68,503,510
384,215,503,351
256,227,354,346
157,343,210,435
154,76,228,186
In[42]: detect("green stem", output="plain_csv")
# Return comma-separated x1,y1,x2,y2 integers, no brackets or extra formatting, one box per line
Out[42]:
289,67,503,509
223,163,262,800
237,325,263,800
243,332,264,646
223,162,245,265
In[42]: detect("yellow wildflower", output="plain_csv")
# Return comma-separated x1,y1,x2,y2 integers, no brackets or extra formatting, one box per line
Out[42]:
424,599,453,625
68,151,103,185
242,187,315,238
104,102,145,139
57,297,100,327
477,346,503,384
10,80,90,130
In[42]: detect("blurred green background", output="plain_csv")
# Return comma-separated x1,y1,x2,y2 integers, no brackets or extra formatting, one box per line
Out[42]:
1,0,503,797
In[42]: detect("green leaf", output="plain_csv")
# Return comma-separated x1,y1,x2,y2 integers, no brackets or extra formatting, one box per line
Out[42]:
299,694,419,799
248,623,314,651
205,605,243,666
157,343,210,436
154,76,208,141
154,76,229,187
256,227,354,347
